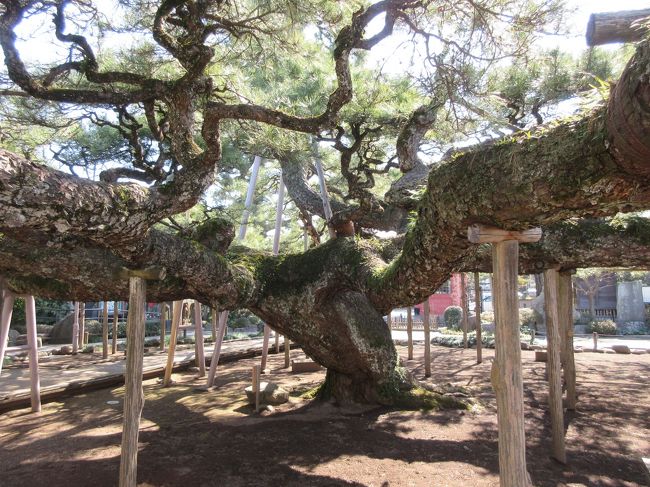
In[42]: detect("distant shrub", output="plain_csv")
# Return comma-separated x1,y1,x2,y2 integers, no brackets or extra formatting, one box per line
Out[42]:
518,308,537,327
587,320,617,335
480,311,495,323
443,306,463,330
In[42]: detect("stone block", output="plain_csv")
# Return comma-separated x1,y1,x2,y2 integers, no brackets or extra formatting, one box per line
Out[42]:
611,345,631,354
245,382,289,406
291,359,322,373
534,350,547,362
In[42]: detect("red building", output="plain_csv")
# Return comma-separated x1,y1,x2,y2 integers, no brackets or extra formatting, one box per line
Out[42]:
414,273,463,317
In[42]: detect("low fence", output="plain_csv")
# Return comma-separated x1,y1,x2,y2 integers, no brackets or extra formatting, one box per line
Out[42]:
575,308,617,320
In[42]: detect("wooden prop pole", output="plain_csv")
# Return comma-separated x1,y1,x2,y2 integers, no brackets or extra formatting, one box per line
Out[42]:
102,301,109,359
543,269,567,464
470,225,541,487
206,311,228,388
284,335,290,368
162,300,182,387
118,276,147,487
72,301,80,353
238,155,262,241
587,9,650,46
313,140,337,239
24,295,41,413
493,240,531,487
407,306,414,360
474,271,483,364
423,300,431,377
112,301,119,354
211,307,218,341
193,301,206,377
78,302,86,348
558,272,577,410
159,303,167,352
260,325,271,372
252,364,261,413
0,292,15,375
461,273,469,349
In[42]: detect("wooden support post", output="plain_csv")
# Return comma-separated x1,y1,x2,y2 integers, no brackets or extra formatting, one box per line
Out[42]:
470,224,540,487
118,276,147,487
543,269,567,464
423,300,431,377
593,332,598,351
0,292,15,375
102,301,109,359
313,141,337,239
112,301,119,354
163,301,182,387
24,295,41,413
461,273,469,349
284,335,290,368
159,304,166,352
260,325,271,372
78,302,86,348
72,301,80,353
211,307,218,341
474,272,483,364
274,333,280,354
587,9,650,46
252,364,261,413
407,306,413,360
193,301,206,377
206,311,228,388
238,155,262,241
558,272,577,410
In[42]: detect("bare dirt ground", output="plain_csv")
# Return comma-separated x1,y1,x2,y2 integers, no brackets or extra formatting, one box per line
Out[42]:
1,345,649,487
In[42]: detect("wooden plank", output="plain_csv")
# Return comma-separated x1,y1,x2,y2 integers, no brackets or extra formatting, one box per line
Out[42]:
102,301,109,359
0,292,15,375
407,306,413,360
543,269,567,464
468,224,541,244
119,276,146,487
112,301,119,354
492,240,531,486
558,271,577,410
193,301,205,377
206,310,228,388
72,302,80,353
24,295,41,413
587,9,650,46
423,300,431,377
162,300,182,387
474,271,483,364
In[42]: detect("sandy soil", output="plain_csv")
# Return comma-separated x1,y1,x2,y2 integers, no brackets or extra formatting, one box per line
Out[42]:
1,345,648,487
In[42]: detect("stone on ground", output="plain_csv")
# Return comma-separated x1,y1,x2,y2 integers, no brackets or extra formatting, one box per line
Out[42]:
245,382,289,406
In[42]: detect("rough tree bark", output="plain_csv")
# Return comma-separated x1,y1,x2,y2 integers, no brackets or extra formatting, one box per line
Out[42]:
3,6,650,403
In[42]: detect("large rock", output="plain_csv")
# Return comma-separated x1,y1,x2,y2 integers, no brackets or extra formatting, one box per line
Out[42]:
245,382,289,406
611,344,631,354
49,312,76,344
